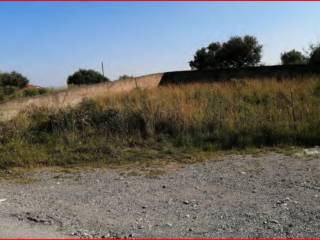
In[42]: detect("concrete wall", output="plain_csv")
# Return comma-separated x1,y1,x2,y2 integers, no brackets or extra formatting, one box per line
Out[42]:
159,65,320,85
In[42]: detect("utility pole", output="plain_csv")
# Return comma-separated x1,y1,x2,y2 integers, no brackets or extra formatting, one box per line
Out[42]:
101,61,105,77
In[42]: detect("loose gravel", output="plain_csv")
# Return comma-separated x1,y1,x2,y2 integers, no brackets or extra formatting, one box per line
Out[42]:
0,152,319,238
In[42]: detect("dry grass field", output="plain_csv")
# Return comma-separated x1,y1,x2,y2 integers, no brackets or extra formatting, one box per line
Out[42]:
0,75,319,169
0,73,163,121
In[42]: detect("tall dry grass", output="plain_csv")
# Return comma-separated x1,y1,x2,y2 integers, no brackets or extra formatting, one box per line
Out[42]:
0,73,162,121
92,77,320,147
1,77,320,168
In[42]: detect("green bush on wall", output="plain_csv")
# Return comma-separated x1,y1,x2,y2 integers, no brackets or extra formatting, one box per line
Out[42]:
67,69,110,85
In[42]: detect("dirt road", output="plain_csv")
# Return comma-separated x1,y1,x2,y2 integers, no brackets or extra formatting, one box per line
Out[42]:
0,152,319,238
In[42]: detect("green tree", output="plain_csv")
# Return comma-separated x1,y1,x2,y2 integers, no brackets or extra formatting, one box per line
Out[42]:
189,35,262,70
281,50,307,65
67,69,110,85
309,44,320,65
189,48,210,70
0,71,29,88
218,35,262,68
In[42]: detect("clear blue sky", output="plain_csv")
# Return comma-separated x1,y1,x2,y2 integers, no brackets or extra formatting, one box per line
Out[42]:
0,2,320,87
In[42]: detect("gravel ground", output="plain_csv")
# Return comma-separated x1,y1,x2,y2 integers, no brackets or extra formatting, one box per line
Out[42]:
0,151,319,238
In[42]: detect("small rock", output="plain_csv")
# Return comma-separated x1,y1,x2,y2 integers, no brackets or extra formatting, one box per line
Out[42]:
185,214,190,218
303,147,320,156
188,228,193,232
162,185,166,189
240,171,246,175
276,200,284,205
183,200,189,205
165,223,173,227
270,219,279,224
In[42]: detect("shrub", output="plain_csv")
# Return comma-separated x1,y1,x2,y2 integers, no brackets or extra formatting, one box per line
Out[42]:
118,75,133,80
3,86,16,95
23,88,48,97
281,50,307,65
67,69,110,85
190,35,262,70
0,71,29,88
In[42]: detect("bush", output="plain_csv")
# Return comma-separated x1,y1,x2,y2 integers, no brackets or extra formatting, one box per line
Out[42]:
118,75,133,81
0,71,29,88
67,69,110,85
23,88,48,97
281,50,307,65
190,35,262,70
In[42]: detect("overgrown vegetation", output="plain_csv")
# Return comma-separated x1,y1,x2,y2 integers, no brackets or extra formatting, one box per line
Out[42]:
0,71,49,102
0,77,320,169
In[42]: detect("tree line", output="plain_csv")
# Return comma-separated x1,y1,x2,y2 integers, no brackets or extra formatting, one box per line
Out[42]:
1,35,320,88
189,35,320,70
66,35,320,86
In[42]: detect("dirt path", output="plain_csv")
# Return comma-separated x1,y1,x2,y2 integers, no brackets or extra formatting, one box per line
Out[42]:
0,152,319,238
